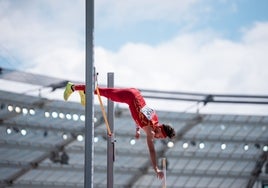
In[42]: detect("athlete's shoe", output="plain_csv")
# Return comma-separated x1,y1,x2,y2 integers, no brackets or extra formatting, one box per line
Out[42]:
79,91,86,106
63,82,74,101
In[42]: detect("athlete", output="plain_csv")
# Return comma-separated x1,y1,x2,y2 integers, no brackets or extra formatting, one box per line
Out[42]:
63,82,176,179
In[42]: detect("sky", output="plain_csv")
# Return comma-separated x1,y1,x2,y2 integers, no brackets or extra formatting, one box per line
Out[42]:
0,0,268,115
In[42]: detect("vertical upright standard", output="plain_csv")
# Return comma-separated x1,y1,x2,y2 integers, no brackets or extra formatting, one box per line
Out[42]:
162,158,167,188
85,0,94,187
107,73,115,188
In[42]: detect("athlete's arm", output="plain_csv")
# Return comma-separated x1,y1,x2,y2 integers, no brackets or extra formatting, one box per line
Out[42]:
143,126,164,179
135,126,141,139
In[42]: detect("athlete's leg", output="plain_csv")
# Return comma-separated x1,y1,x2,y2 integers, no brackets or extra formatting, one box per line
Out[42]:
73,84,85,91
78,91,85,106
65,83,136,106
70,84,86,106
96,88,135,104
75,87,131,106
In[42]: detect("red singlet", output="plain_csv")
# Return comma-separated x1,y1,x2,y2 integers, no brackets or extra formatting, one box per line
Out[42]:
97,88,159,128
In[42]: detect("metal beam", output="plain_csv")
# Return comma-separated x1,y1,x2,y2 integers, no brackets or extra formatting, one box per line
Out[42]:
2,67,268,105
0,67,69,87
140,89,268,105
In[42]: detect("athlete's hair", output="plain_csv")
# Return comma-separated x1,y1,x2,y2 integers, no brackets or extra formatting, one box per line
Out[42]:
162,124,176,139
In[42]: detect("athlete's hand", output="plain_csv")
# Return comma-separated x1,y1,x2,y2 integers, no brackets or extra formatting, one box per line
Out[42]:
135,131,140,139
135,128,140,139
155,168,164,179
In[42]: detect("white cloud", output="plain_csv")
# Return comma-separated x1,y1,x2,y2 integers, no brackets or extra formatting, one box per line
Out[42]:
96,22,268,96
0,0,85,80
242,22,268,44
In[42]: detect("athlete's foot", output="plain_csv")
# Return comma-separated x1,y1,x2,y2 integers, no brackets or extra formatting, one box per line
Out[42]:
63,82,74,101
78,91,86,106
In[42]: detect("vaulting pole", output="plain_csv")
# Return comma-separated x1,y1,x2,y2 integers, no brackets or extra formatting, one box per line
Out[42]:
107,73,115,188
85,0,94,187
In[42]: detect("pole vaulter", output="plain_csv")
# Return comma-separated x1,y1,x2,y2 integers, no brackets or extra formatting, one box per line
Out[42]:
64,78,176,181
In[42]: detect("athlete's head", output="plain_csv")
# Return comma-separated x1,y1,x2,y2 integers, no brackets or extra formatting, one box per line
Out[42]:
154,124,176,139
162,124,176,139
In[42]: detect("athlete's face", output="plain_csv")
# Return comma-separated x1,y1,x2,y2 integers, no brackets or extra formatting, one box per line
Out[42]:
154,126,166,139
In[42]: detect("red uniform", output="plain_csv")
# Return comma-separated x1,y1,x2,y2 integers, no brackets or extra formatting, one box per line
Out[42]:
71,85,160,128
96,88,159,128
